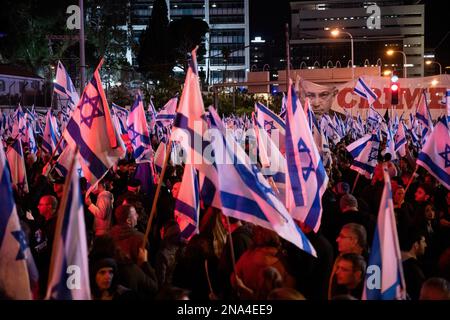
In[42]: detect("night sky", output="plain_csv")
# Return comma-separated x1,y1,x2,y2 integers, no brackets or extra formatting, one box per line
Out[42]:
250,0,449,70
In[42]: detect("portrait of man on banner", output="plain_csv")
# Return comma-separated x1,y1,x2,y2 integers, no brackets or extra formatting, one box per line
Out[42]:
298,79,339,117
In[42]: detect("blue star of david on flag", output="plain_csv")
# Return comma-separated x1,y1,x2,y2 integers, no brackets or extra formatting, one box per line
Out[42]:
128,123,141,147
368,146,379,162
298,138,315,181
439,144,450,168
264,120,276,135
11,230,28,260
79,93,103,128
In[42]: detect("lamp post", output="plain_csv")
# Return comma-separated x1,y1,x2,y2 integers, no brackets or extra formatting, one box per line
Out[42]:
425,60,442,75
331,29,354,79
386,50,407,78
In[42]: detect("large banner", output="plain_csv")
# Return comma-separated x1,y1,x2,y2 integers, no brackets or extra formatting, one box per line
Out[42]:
298,75,450,119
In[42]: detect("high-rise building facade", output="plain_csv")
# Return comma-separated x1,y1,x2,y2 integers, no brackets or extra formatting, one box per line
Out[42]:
125,0,250,84
290,0,425,77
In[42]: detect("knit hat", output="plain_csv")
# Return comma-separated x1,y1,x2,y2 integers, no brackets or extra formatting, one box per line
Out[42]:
92,258,117,275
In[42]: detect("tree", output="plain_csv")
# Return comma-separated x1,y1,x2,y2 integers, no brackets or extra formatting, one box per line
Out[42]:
168,17,209,71
137,0,173,82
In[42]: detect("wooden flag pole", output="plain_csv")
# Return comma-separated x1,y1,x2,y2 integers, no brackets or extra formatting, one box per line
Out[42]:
42,134,65,177
404,165,418,194
143,141,173,249
204,259,215,298
351,173,360,194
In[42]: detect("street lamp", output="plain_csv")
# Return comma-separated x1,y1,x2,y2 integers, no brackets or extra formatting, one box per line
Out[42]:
425,60,442,75
331,29,354,79
386,50,407,78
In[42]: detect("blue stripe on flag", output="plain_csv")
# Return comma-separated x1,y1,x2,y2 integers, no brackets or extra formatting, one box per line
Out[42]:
352,160,376,175
285,116,305,206
66,119,108,179
359,79,377,101
175,199,197,221
417,153,450,186
220,191,269,222
200,176,216,207
354,87,368,99
0,166,15,248
303,160,327,229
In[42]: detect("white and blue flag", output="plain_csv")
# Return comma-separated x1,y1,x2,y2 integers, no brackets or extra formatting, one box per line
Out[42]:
394,122,407,158
6,138,29,195
416,117,450,190
174,164,200,241
42,110,61,155
363,164,406,300
54,60,80,111
62,59,125,195
285,85,329,233
210,112,317,256
0,140,32,299
415,90,433,146
354,77,378,106
346,133,380,179
156,96,178,127
255,102,286,155
46,149,91,300
127,93,152,162
111,103,129,136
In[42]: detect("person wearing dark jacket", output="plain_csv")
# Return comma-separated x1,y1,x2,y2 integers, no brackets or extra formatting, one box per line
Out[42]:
110,204,145,262
30,195,58,298
155,220,186,289
400,227,427,300
108,204,159,299
90,258,137,300
217,218,253,299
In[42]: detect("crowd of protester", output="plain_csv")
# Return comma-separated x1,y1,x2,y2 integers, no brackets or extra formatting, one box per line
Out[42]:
4,125,450,301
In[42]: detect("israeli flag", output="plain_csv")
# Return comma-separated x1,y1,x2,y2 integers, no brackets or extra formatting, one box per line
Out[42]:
46,149,91,300
0,139,32,299
42,110,61,155
210,114,316,256
62,59,125,195
394,122,407,158
111,103,129,136
363,164,406,300
354,77,378,106
415,90,433,145
127,94,152,162
156,96,178,126
54,145,84,178
416,117,450,190
346,133,380,179
6,138,29,195
255,102,286,155
252,113,286,203
285,85,329,233
174,164,200,241
54,60,80,111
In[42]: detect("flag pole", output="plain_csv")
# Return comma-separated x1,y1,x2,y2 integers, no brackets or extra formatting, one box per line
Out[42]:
42,135,65,177
225,215,241,298
351,173,360,194
204,259,215,299
143,141,172,249
285,23,290,93
404,165,418,194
